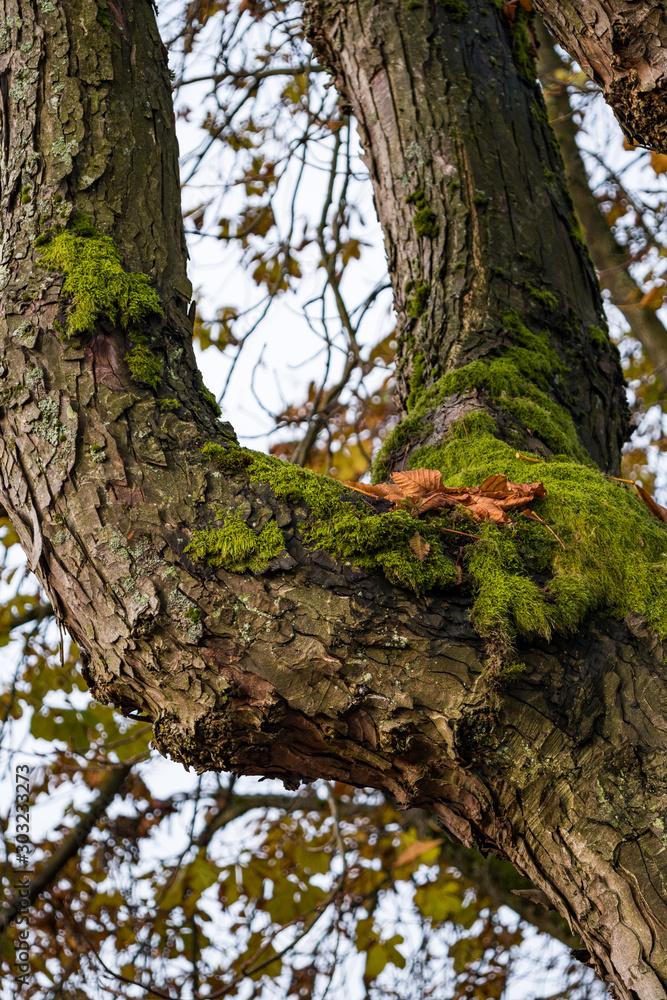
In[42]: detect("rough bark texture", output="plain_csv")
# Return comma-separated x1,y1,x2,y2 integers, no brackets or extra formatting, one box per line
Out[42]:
534,0,667,153
305,0,628,478
0,2,665,999
536,20,667,387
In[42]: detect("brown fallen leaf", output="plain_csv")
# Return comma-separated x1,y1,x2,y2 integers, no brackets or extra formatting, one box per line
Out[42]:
417,492,459,514
465,495,510,524
393,468,443,496
409,531,431,561
478,473,508,494
635,484,667,524
343,468,547,524
343,481,405,503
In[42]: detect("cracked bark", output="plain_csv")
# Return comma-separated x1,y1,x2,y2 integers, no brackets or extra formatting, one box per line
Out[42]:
0,1,664,998
534,0,667,154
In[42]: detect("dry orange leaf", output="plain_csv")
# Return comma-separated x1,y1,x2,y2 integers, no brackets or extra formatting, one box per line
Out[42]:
343,468,547,524
635,484,667,524
409,532,431,561
418,493,459,514
650,151,667,175
639,284,665,311
392,838,442,869
393,468,443,496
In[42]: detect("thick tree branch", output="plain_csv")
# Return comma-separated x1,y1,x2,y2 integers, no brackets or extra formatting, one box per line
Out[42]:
536,21,667,385
534,1,667,153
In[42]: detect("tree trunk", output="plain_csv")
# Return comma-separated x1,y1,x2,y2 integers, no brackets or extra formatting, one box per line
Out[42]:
533,0,667,154
0,2,666,998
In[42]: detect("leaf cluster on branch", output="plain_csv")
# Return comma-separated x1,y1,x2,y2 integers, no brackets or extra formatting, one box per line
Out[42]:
343,468,547,524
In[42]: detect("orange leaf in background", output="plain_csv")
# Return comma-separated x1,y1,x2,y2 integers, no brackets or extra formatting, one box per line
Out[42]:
639,285,665,311
392,838,442,869
409,532,431,561
635,484,667,524
650,151,667,175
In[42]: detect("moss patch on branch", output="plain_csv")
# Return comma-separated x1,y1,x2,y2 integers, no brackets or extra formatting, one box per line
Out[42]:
409,419,667,646
186,510,285,573
244,451,457,592
125,344,163,391
37,216,163,336
193,434,667,649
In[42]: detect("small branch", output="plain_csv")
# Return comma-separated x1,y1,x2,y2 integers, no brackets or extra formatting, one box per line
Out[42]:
0,763,132,933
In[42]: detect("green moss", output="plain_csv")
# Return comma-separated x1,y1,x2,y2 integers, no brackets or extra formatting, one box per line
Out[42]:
125,344,162,390
405,420,667,644
159,398,180,412
569,213,591,258
495,660,526,686
394,351,585,461
511,10,537,83
197,376,222,416
186,511,285,573
96,0,113,33
34,231,54,248
405,189,426,208
407,353,426,410
308,508,459,593
406,1,423,9
524,282,558,311
248,452,347,518
413,207,439,239
438,0,468,20
37,216,163,336
531,100,549,128
21,186,31,204
243,451,457,593
407,282,430,319
588,325,610,351
200,442,252,474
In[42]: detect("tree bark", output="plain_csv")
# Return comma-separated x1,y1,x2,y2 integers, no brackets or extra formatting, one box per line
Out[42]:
533,0,667,154
536,20,667,386
0,2,665,998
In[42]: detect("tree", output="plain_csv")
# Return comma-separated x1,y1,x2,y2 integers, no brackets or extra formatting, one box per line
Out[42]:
0,2,666,998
